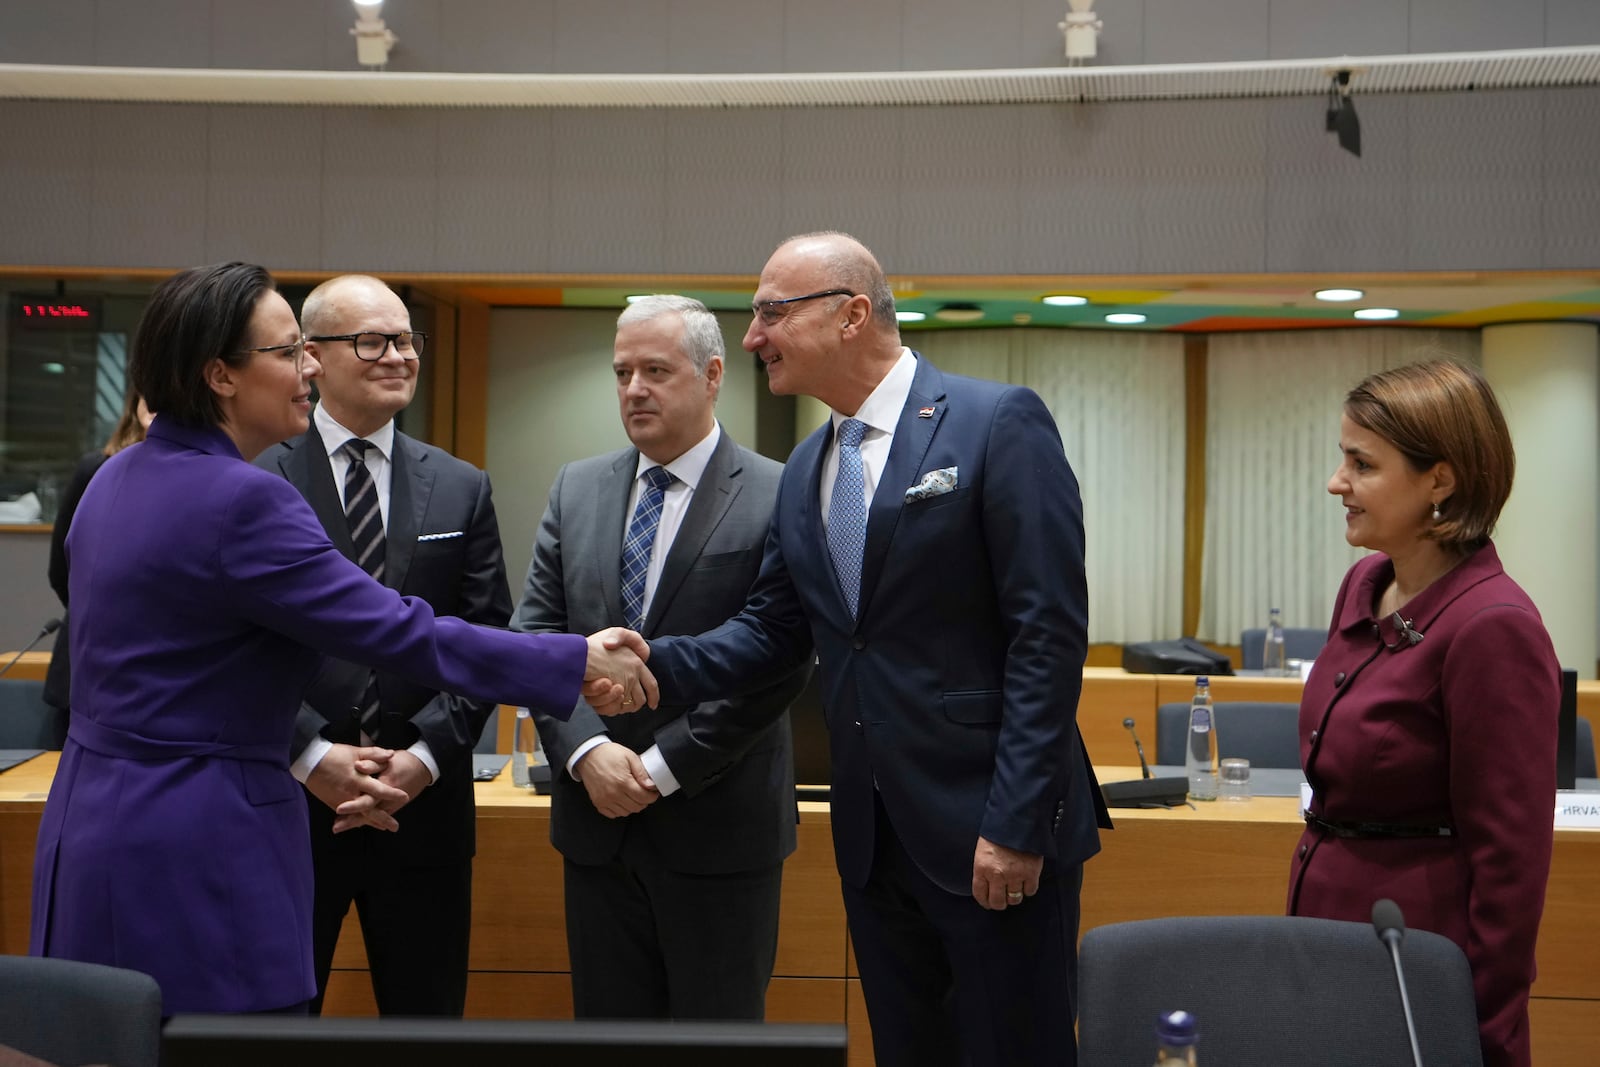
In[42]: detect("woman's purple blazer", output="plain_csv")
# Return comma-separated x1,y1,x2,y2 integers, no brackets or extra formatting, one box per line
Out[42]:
30,418,584,1014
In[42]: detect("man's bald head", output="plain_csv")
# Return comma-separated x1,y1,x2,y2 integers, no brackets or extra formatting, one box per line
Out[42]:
776,232,899,334
300,274,396,338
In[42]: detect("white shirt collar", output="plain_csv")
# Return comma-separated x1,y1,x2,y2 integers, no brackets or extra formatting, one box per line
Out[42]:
634,421,722,491
315,403,395,461
832,348,917,436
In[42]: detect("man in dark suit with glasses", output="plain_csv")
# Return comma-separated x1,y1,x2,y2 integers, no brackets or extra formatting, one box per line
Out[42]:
257,273,512,1016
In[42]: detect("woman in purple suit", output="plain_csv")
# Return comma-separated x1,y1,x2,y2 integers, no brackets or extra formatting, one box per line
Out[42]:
1289,359,1558,1067
30,263,654,1015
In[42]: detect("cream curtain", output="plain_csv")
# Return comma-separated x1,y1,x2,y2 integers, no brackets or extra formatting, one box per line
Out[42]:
913,330,1187,644
1199,329,1481,644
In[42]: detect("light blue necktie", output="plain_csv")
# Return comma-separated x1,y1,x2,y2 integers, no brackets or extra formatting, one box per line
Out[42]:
827,418,868,618
620,466,675,631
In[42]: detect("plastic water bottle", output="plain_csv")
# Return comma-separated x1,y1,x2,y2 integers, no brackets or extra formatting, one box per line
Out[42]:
511,707,536,789
1185,677,1219,802
1262,607,1287,677
1154,1010,1200,1066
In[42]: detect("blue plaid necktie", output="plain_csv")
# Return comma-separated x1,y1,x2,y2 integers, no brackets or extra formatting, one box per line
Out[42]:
342,439,386,740
827,418,868,618
620,466,676,631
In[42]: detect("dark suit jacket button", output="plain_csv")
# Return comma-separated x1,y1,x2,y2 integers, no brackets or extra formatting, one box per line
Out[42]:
1298,844,1308,858
853,721,863,733
1309,729,1319,744
1333,672,1346,686
852,638,866,650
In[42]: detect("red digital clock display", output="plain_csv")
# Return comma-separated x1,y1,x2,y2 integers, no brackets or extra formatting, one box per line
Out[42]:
20,303,93,319
8,295,103,332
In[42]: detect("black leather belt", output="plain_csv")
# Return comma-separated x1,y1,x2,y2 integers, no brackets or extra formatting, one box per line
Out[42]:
1304,812,1453,839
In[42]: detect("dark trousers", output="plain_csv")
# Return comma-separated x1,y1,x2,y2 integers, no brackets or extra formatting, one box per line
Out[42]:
562,842,783,1021
308,834,472,1017
841,794,1083,1067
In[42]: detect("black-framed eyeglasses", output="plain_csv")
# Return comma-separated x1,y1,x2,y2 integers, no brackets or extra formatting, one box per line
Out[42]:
239,338,307,367
751,289,856,327
306,331,426,361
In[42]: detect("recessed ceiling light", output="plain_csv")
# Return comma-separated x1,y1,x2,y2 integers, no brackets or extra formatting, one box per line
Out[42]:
1315,288,1364,302
896,310,926,323
1105,313,1147,325
623,294,650,303
1041,294,1088,306
41,362,65,375
933,303,985,323
1353,307,1400,320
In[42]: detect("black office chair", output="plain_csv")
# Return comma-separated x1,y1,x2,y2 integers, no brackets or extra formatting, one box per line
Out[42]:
1155,701,1302,770
1078,915,1482,1067
475,705,501,754
1577,716,1597,779
0,954,163,1067
0,679,66,750
1239,627,1327,669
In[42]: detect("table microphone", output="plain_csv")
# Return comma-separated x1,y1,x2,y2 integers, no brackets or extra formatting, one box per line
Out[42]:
0,618,61,681
1101,717,1187,808
1124,717,1153,780
1372,898,1425,1067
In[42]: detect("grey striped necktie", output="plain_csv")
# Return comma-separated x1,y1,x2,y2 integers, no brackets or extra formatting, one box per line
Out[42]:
342,439,386,582
342,439,385,740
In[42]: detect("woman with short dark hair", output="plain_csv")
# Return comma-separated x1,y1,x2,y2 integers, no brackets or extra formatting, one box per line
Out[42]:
1289,358,1558,1067
30,262,653,1016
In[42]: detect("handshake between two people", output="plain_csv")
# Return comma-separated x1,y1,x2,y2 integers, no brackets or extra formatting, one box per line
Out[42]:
321,627,658,834
582,626,657,716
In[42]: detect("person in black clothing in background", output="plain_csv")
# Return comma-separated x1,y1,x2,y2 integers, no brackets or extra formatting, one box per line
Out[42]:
42,387,153,742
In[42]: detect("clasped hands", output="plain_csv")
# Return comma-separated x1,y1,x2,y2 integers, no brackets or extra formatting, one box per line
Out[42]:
308,744,421,833
312,627,656,833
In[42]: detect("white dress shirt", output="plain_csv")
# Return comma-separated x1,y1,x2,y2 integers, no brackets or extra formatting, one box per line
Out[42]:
820,348,918,524
568,422,724,796
291,405,439,786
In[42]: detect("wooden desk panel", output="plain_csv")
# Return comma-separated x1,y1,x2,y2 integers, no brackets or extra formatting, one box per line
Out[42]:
1155,673,1306,706
7,738,1599,1065
0,651,49,683
1078,667,1157,766
329,778,848,981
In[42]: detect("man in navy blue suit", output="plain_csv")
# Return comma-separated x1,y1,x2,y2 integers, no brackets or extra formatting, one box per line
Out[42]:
605,232,1111,1066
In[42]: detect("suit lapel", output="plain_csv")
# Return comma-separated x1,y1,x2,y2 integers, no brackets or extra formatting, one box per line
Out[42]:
858,356,947,621
789,418,842,621
644,431,742,635
283,423,356,558
385,433,432,592
598,451,636,622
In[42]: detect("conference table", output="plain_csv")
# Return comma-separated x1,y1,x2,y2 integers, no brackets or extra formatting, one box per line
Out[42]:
3,745,1595,1066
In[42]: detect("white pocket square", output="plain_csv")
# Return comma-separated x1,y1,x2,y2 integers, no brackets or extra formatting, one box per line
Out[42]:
904,466,958,502
417,530,464,542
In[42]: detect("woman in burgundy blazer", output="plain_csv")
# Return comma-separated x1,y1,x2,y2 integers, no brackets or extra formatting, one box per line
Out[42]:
1289,359,1559,1067
30,263,649,1015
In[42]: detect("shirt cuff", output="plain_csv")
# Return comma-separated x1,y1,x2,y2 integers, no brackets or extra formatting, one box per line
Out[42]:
408,740,439,784
291,736,334,784
566,734,610,781
639,744,682,797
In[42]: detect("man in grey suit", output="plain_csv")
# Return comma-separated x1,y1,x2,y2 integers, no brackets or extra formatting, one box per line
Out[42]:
257,274,511,1015
511,295,808,1019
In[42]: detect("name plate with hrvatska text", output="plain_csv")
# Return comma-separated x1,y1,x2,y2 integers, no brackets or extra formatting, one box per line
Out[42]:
1554,791,1600,829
